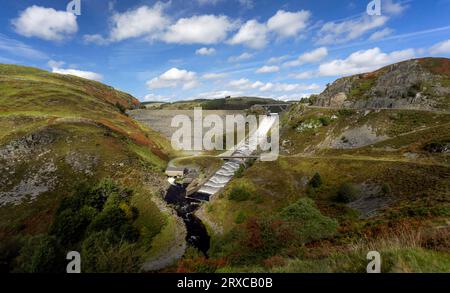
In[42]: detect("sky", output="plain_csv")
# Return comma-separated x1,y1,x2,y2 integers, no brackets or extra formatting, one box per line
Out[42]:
0,0,450,102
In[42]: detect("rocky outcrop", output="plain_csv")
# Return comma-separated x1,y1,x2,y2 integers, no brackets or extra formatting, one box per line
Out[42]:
314,58,450,110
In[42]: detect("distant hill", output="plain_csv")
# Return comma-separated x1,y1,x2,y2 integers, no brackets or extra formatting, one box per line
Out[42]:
312,58,450,111
144,96,287,110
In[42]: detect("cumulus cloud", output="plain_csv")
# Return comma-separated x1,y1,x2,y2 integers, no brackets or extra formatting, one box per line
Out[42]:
429,39,450,55
267,10,310,38
318,47,416,77
163,15,234,44
316,15,388,45
267,55,289,64
256,65,280,73
228,20,268,49
228,52,254,62
284,47,328,67
12,5,78,41
147,68,199,90
196,47,216,56
109,4,169,42
48,60,103,81
228,78,320,93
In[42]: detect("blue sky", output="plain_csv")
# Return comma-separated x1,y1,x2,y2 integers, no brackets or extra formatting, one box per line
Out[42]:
1,0,450,102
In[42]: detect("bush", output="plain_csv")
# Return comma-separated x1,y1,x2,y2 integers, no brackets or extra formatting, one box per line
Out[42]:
280,198,338,243
319,116,331,126
81,230,139,273
228,187,252,202
234,165,245,178
14,235,63,273
88,207,128,234
235,211,247,224
309,172,322,188
50,209,94,245
381,183,392,195
336,183,359,203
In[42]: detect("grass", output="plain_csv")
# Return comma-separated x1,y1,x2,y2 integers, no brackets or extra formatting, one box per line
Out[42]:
0,64,175,271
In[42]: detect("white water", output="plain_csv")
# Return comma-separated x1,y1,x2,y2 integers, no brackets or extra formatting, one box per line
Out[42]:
196,114,277,196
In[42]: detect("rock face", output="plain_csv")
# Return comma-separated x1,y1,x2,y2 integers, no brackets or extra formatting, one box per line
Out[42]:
314,58,450,110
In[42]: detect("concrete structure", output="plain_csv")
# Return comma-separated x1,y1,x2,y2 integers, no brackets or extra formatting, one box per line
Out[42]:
165,166,186,178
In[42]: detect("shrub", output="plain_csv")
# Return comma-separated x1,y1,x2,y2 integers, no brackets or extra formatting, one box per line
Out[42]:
50,209,93,245
280,198,338,243
14,235,63,273
81,230,139,273
88,207,128,234
381,183,392,196
228,187,252,202
309,172,322,188
336,183,359,203
234,165,245,178
235,211,247,224
319,116,331,126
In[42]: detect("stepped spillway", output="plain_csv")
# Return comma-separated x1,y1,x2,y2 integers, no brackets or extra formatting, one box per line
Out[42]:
196,114,277,198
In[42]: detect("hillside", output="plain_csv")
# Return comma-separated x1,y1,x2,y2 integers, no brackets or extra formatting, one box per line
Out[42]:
144,96,286,110
312,58,450,111
0,64,181,272
184,59,450,273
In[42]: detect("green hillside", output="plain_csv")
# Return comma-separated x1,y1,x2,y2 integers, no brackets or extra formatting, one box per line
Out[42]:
0,65,178,272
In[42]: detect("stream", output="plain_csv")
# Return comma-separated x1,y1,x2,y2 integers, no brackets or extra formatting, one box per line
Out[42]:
164,184,211,256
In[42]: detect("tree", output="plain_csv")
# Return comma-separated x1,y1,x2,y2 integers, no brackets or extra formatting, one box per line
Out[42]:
309,172,322,188
336,182,359,203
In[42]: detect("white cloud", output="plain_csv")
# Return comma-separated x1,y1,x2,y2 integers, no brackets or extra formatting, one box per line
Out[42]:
316,15,388,45
142,93,173,102
12,5,78,41
369,28,394,41
202,72,227,79
429,39,450,55
267,10,310,38
318,47,416,77
48,60,103,81
196,47,216,56
228,78,320,93
83,34,109,45
383,0,408,15
109,4,169,42
228,78,263,90
163,15,234,44
228,52,254,62
238,0,254,9
283,47,328,67
291,71,316,80
256,65,279,73
267,55,289,64
147,68,199,90
228,19,268,49
0,34,47,59
190,90,243,100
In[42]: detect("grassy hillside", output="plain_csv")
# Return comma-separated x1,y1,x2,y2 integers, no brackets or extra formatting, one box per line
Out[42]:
0,64,178,272
187,103,450,273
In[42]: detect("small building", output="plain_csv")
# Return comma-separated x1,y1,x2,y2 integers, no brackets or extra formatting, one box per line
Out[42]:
165,166,186,178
